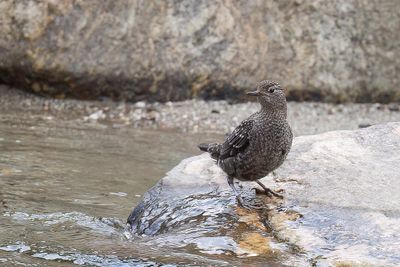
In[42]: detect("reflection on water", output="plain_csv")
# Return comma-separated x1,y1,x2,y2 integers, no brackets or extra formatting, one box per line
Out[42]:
0,113,223,266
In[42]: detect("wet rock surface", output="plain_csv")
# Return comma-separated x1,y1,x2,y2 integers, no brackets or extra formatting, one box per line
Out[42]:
1,1,400,102
127,122,400,266
127,154,304,266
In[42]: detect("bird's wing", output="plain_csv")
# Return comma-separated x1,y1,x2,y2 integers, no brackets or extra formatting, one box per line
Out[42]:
219,119,254,160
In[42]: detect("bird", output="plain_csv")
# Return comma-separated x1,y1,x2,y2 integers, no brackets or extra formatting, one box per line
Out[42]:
198,80,293,207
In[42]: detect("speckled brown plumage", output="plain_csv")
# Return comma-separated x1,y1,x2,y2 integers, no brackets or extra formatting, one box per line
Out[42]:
198,80,293,206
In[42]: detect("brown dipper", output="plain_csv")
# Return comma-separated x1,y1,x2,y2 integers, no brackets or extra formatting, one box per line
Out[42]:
198,80,293,206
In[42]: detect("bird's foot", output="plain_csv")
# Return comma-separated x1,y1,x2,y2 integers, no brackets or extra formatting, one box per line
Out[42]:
254,187,284,198
235,195,245,207
254,180,284,198
237,201,264,210
235,196,265,210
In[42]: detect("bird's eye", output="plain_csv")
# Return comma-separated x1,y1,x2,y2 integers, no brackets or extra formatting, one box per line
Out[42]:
268,88,275,93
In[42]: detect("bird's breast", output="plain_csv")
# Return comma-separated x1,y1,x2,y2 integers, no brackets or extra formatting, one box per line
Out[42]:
236,121,292,181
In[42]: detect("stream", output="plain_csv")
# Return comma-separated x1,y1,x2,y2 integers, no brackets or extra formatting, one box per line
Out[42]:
1,107,398,266
0,112,224,266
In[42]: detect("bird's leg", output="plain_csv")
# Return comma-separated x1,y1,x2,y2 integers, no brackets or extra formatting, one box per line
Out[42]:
227,176,244,207
255,180,283,198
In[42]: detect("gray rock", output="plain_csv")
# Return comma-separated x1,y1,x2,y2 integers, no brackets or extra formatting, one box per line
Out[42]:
1,1,400,102
127,122,400,266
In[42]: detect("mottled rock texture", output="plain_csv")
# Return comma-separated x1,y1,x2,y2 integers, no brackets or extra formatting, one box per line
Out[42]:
1,0,400,102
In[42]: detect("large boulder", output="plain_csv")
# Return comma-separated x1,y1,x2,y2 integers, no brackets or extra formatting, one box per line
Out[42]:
1,1,400,102
127,122,400,266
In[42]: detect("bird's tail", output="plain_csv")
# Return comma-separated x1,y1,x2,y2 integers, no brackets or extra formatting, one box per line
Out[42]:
198,143,221,160
198,143,209,152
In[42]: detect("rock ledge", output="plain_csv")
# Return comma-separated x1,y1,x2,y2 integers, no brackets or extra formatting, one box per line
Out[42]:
128,122,400,266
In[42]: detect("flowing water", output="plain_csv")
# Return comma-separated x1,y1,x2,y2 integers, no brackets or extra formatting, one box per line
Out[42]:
0,112,224,266
3,106,397,266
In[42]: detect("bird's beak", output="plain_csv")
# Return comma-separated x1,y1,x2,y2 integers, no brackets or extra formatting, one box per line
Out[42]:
246,90,260,97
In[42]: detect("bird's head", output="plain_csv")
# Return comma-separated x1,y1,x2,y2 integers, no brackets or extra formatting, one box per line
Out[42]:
247,80,287,113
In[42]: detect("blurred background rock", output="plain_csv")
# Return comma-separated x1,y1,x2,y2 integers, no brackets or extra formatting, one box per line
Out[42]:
1,0,399,103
